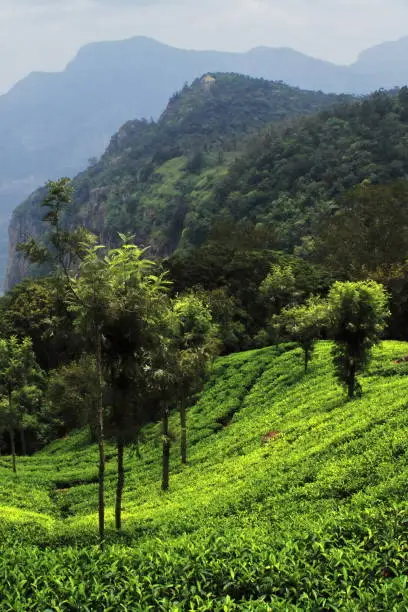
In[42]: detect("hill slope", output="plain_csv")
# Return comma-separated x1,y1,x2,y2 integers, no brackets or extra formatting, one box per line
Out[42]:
9,85,408,291
3,34,408,289
0,35,355,288
6,73,348,287
2,33,408,195
0,341,407,609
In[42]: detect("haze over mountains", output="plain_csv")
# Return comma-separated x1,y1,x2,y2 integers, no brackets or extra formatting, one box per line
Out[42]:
1,34,408,288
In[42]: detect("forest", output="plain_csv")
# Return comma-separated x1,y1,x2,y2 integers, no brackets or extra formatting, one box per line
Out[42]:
0,74,407,609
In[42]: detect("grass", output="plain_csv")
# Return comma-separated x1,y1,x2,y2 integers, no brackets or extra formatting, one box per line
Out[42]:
0,341,407,610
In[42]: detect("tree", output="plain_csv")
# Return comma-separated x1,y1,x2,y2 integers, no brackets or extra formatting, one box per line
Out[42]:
259,264,300,316
13,381,44,455
171,294,219,465
96,241,171,530
18,178,94,277
2,277,78,371
315,182,408,281
0,337,42,471
327,281,390,399
65,244,112,541
47,356,100,436
274,296,329,372
147,293,219,493
68,238,175,531
18,179,107,541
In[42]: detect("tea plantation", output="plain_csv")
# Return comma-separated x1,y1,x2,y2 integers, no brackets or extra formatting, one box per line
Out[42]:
0,341,407,610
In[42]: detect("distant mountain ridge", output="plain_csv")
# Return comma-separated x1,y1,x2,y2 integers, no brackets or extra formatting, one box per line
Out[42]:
2,35,408,190
2,34,408,288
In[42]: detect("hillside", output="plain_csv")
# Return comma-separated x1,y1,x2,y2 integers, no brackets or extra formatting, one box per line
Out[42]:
0,341,407,609
0,36,354,291
9,84,408,292
2,34,408,289
211,88,408,250
6,74,348,287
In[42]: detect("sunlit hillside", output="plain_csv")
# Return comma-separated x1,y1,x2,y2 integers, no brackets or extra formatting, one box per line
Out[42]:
0,341,407,610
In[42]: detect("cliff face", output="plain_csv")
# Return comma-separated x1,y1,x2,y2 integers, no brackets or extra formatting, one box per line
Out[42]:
6,212,32,292
6,74,348,289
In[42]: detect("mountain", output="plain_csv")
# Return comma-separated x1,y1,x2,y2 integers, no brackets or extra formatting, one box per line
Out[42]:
9,78,408,292
352,36,408,83
0,36,360,194
3,35,408,289
3,33,407,200
1,340,407,607
6,73,350,287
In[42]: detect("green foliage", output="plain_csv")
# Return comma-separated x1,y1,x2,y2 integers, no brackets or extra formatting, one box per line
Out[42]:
172,293,220,369
169,241,332,353
0,337,38,397
0,342,407,608
0,336,44,464
315,181,408,280
10,87,408,350
259,264,300,314
1,277,78,371
156,292,220,410
328,281,391,398
17,178,96,283
217,90,408,251
47,356,99,434
197,287,246,354
274,296,329,371
12,85,408,349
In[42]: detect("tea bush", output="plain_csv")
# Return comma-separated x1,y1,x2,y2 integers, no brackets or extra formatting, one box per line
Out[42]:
0,341,407,609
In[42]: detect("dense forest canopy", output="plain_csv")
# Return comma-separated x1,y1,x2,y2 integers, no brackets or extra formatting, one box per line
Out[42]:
6,78,408,359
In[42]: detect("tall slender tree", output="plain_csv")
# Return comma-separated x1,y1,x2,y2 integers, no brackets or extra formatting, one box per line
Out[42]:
151,294,219,492
171,294,219,465
96,241,171,530
66,244,112,541
17,179,108,541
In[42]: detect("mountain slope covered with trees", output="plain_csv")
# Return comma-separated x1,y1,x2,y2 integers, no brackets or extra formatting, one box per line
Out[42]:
7,73,349,287
3,33,408,289
8,83,408,348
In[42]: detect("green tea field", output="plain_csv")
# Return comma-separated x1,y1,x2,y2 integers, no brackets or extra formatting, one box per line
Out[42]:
0,341,407,610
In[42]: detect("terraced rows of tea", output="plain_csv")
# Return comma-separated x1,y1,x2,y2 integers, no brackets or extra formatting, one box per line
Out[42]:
0,341,407,610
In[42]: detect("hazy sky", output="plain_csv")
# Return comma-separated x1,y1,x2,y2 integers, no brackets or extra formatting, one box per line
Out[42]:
1,0,408,93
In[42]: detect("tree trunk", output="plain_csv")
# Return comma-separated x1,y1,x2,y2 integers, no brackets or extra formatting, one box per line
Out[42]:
9,429,16,474
8,392,16,473
135,434,142,460
180,402,187,465
348,360,356,399
95,327,105,545
162,405,170,492
304,349,309,374
20,428,27,456
115,437,125,531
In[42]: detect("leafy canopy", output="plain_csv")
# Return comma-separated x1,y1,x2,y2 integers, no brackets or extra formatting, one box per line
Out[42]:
327,280,390,397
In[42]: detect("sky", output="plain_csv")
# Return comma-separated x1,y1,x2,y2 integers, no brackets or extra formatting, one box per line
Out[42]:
1,0,408,93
